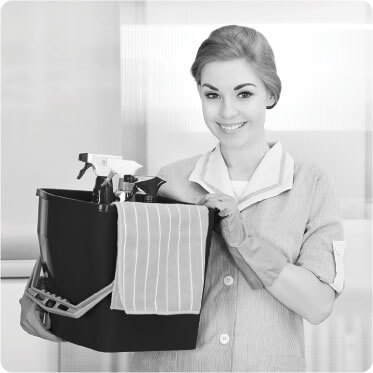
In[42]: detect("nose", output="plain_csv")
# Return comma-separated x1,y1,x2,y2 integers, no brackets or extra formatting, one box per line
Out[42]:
220,98,238,119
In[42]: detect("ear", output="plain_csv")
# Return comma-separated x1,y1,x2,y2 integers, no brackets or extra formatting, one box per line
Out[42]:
266,93,276,109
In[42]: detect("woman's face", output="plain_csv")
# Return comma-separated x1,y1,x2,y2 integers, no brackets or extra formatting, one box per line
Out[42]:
198,58,275,148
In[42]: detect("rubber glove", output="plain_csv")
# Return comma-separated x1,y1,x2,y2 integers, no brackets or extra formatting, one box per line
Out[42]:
19,292,63,342
203,193,288,288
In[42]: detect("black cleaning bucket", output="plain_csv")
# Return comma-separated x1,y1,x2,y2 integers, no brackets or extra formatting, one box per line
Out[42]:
35,188,214,353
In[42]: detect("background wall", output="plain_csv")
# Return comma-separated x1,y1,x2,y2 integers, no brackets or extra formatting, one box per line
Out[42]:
1,2,122,371
1,1,122,261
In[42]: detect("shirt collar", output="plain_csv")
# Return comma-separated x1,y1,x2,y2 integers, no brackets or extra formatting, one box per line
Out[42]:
189,141,295,211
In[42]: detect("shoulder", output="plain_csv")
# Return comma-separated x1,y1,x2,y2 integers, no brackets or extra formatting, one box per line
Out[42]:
155,154,206,203
156,154,202,181
293,159,335,188
288,158,342,229
292,159,338,204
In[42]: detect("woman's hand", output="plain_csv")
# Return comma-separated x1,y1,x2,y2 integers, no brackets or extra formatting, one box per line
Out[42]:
201,193,238,217
19,293,63,342
199,193,264,290
200,193,246,246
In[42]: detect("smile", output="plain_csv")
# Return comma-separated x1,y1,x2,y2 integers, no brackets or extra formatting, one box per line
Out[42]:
217,121,248,132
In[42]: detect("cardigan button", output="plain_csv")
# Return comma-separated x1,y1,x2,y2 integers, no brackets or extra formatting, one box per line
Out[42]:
219,333,230,344
223,275,234,286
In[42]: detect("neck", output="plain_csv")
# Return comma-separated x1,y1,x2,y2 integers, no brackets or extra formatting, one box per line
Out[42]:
220,138,270,180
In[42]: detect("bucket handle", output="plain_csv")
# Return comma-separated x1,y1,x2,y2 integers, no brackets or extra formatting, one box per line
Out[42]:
25,257,113,319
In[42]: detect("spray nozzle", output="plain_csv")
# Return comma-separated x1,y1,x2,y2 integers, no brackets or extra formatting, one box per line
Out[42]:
77,163,93,179
101,159,143,187
135,177,166,198
77,153,123,179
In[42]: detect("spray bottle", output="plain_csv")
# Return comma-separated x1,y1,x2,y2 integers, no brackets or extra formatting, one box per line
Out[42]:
133,176,166,203
77,153,122,204
117,175,138,202
101,159,143,202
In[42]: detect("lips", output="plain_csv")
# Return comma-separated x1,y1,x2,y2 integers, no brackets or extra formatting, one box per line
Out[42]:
217,121,248,132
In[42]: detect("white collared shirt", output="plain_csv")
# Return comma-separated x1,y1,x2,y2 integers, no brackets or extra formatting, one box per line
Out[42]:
230,180,249,201
188,141,295,211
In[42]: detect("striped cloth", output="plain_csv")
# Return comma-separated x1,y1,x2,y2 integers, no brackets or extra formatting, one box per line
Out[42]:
110,202,209,315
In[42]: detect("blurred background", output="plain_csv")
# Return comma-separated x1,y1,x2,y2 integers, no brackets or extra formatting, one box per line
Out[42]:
1,1,372,371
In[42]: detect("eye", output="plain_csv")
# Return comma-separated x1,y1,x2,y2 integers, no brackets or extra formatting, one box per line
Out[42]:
237,91,253,99
204,92,220,99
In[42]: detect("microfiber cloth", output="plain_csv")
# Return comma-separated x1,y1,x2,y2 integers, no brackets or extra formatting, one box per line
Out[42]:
110,202,209,315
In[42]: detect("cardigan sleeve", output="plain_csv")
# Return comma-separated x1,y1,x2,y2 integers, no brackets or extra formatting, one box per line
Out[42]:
155,156,207,204
295,171,346,295
156,165,175,199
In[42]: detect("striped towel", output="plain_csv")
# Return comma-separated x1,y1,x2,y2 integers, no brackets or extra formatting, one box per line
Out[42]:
110,202,209,315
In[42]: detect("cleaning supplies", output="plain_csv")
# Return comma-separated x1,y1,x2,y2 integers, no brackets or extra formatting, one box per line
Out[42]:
77,153,122,204
110,202,210,315
116,175,138,202
92,176,115,205
101,159,143,202
28,187,216,352
134,176,166,203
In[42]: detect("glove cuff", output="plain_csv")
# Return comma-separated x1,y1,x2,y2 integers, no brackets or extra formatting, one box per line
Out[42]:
220,210,247,246
232,235,288,287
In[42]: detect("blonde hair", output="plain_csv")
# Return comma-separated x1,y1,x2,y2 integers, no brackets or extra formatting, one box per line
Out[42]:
191,25,281,109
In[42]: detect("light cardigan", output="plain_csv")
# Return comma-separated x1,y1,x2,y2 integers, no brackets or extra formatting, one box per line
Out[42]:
126,141,345,372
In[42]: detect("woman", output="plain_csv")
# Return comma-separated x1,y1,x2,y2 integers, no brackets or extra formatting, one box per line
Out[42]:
20,25,345,372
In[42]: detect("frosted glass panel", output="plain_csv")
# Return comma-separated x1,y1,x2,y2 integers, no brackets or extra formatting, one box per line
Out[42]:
266,27,369,132
120,22,371,220
123,24,369,134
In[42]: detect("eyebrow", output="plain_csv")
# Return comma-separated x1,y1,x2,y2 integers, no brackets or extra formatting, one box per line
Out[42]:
201,83,257,91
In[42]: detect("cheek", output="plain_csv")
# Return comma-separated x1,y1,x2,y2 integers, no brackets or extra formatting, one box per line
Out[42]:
201,100,218,120
242,98,267,118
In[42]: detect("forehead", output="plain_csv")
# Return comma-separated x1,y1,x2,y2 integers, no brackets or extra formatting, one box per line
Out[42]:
200,58,264,88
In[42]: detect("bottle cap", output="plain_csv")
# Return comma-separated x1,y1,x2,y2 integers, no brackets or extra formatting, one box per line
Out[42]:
118,175,138,192
123,175,138,183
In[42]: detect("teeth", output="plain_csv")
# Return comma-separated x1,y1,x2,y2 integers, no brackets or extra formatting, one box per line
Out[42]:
219,122,247,131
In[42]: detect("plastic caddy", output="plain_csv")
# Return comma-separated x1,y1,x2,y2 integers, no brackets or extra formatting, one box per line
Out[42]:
26,188,215,353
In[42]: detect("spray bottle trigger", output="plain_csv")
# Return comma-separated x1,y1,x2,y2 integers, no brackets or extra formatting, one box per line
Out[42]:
77,163,92,179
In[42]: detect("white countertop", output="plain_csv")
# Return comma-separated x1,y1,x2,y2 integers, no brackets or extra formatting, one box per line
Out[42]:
1,260,36,278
